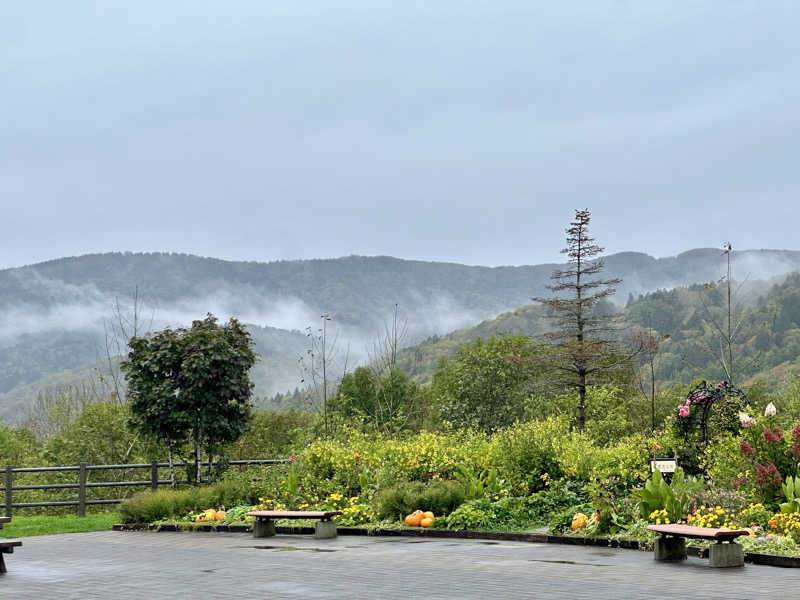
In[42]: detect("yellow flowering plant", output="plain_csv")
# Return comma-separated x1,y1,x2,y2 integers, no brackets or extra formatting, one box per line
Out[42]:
687,505,735,529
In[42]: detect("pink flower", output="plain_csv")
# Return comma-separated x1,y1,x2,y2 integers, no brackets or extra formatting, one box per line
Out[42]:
756,462,782,488
289,454,296,463
788,424,800,457
678,405,690,418
739,439,754,455
739,412,755,428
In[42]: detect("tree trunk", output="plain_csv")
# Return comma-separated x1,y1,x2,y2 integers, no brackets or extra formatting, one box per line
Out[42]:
578,375,586,431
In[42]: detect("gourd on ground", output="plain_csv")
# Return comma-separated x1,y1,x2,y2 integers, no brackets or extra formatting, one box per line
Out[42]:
571,513,588,531
405,510,424,527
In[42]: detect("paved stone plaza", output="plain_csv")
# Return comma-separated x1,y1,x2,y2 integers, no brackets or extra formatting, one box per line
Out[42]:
3,530,799,599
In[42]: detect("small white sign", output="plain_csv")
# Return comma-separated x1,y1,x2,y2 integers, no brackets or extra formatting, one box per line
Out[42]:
650,459,677,473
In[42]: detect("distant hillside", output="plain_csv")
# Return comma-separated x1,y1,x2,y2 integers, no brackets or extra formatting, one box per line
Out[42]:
624,272,800,387
2,248,800,421
0,323,308,423
397,272,800,389
396,304,552,381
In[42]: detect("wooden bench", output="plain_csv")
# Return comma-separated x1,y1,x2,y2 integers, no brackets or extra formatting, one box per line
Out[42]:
246,510,343,540
647,524,749,567
0,516,23,574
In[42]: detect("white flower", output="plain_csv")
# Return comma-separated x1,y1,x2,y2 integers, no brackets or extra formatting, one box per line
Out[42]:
738,412,755,427
764,402,777,417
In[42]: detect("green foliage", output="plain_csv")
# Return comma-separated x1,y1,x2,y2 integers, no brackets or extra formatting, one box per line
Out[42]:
547,502,594,534
331,366,425,433
492,417,568,494
639,468,692,523
432,335,539,432
582,387,642,445
0,424,39,466
453,464,505,500
119,478,253,523
123,314,257,483
781,476,800,513
0,513,120,538
444,498,495,530
526,480,587,524
376,480,466,520
42,401,160,466
736,502,772,528
226,409,314,459
292,429,492,500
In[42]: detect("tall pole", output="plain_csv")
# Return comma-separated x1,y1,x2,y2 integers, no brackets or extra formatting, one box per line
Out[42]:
321,314,331,438
725,243,733,386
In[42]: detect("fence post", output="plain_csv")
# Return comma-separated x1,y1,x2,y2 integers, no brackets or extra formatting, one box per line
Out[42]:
4,466,12,518
151,461,159,491
78,462,87,517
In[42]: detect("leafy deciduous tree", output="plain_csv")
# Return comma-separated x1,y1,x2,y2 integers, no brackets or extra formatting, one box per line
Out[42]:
122,314,257,484
432,334,538,432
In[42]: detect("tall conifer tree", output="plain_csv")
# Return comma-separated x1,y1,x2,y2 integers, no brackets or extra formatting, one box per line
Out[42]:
535,209,624,430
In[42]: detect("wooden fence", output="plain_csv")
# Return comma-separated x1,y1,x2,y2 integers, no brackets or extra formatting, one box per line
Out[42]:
1,459,287,517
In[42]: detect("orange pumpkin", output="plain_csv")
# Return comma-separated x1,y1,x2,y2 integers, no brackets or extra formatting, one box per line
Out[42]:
404,510,424,527
423,511,434,520
215,510,227,521
420,517,434,528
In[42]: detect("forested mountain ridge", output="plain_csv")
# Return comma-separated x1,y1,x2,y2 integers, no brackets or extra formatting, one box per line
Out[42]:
2,248,800,422
397,272,800,390
5,249,800,326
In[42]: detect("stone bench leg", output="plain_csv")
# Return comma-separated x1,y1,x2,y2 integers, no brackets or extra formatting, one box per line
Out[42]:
253,518,276,538
654,536,686,561
314,519,337,539
709,542,744,568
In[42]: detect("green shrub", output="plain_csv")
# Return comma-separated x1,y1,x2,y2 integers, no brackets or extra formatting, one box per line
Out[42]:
295,429,491,500
376,480,466,519
445,498,495,530
492,417,569,494
527,480,587,523
120,489,194,523
119,478,252,523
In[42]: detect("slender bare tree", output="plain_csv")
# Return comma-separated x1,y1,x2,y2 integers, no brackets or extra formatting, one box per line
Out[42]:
534,209,629,430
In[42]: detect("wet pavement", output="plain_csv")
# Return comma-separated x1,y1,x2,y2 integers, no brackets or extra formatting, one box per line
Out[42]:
2,530,798,599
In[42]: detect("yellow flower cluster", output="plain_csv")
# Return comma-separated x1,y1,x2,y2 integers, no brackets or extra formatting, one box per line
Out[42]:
767,512,800,535
340,504,377,524
649,509,672,525
687,506,734,529
256,497,287,511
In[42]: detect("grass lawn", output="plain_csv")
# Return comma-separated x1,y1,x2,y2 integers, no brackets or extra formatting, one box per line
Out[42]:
1,512,120,538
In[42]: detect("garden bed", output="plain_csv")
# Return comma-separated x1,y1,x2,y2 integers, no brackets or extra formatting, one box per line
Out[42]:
111,522,800,568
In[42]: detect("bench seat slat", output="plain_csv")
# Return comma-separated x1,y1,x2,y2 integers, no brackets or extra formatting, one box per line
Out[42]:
247,511,342,519
0,539,23,553
647,524,750,540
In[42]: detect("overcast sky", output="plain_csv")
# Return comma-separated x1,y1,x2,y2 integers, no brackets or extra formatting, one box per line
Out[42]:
2,2,799,270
